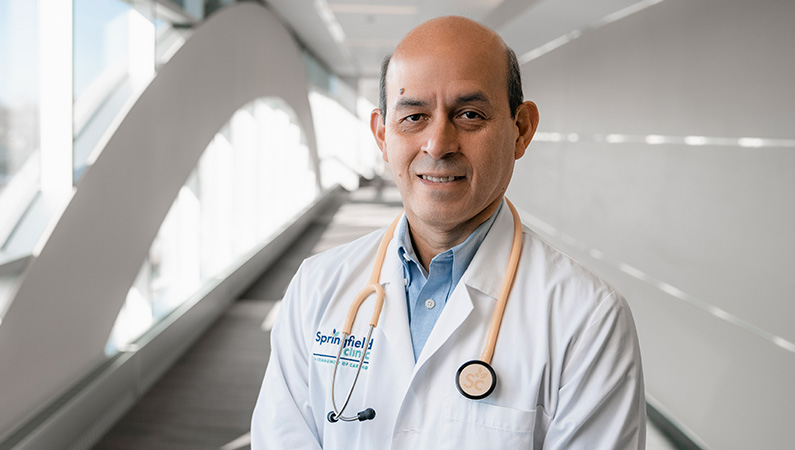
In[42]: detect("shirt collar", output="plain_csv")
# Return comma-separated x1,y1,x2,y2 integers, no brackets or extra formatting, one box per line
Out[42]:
396,200,504,282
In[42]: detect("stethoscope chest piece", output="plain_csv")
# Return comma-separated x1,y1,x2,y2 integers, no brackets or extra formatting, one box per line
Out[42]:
455,360,496,400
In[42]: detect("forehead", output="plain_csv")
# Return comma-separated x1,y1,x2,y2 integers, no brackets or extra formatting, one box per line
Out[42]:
386,46,507,108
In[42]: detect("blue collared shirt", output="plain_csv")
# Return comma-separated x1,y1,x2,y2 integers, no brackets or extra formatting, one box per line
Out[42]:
396,201,503,361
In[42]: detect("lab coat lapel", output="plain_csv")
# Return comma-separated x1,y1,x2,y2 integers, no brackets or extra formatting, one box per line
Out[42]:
413,204,514,371
413,282,476,371
377,235,415,376
461,203,515,300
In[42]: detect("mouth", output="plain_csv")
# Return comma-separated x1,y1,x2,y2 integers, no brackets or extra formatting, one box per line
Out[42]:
419,175,465,183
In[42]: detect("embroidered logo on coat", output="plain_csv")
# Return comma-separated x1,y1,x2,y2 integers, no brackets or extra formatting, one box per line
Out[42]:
312,328,374,370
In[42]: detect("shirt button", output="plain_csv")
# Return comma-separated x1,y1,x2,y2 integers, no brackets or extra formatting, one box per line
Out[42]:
425,298,436,309
404,278,408,286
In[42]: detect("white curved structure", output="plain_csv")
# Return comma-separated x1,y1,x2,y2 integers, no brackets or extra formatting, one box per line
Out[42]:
0,3,319,439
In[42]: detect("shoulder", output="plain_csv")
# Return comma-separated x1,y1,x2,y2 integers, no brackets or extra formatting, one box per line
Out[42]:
476,204,625,315
516,226,642,379
518,225,632,330
277,227,388,346
288,226,387,317
520,226,614,294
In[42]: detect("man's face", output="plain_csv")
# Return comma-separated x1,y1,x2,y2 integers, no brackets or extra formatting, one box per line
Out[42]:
372,38,527,232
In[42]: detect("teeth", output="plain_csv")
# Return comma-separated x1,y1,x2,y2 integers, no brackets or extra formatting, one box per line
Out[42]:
421,175,458,183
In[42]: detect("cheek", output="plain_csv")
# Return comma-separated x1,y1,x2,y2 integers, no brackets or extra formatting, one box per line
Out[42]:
384,150,409,180
476,151,514,186
384,141,413,169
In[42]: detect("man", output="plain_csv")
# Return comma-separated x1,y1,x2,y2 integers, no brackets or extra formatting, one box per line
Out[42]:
252,16,645,449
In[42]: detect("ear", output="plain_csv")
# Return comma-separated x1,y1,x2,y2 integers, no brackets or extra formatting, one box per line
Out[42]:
513,101,539,160
370,108,388,162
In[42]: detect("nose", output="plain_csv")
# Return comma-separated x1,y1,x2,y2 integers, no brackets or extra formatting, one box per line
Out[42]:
421,118,458,159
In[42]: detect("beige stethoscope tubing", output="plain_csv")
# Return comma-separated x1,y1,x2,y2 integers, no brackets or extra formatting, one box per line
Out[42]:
329,212,402,422
341,211,402,334
328,198,522,422
481,198,522,364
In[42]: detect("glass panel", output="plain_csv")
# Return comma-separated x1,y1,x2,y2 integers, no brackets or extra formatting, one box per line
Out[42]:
73,0,155,182
73,0,131,106
310,90,382,190
149,181,202,319
175,0,205,19
303,50,358,113
154,16,189,69
0,0,40,245
106,97,317,354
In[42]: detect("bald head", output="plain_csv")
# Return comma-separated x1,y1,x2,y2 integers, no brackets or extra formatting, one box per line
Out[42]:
399,15,505,53
378,16,523,123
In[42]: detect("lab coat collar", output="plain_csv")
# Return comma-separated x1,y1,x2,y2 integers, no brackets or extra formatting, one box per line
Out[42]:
460,201,516,300
377,213,417,373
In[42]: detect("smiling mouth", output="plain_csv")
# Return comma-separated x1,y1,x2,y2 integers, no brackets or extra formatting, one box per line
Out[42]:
420,175,464,183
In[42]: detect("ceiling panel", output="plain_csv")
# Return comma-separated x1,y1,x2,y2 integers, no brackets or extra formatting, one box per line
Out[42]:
498,0,650,60
336,12,420,41
266,0,356,75
264,0,661,89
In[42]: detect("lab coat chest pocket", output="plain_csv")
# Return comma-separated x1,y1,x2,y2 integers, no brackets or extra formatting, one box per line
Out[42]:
441,395,537,450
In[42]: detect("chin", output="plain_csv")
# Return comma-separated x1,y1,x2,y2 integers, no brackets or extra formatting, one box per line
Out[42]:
413,204,464,227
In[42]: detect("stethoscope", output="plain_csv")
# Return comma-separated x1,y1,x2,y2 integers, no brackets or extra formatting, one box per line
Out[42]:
327,198,523,423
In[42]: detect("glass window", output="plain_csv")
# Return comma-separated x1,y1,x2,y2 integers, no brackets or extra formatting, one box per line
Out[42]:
73,0,131,105
107,97,317,354
154,16,190,69
310,90,382,191
0,0,40,246
175,0,205,19
73,0,155,181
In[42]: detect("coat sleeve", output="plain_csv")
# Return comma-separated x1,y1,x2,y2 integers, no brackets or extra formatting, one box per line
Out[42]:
251,262,323,450
543,292,646,449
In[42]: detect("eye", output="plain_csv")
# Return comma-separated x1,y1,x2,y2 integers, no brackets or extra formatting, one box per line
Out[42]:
404,113,424,122
460,111,483,120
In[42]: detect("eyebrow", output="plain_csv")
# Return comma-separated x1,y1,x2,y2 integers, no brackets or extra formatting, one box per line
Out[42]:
393,92,490,110
394,98,428,109
455,92,489,105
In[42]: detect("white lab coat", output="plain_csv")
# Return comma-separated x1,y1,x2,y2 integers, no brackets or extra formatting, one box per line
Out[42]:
252,205,645,449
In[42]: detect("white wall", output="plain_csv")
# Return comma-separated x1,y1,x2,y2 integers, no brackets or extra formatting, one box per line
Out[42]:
509,0,794,448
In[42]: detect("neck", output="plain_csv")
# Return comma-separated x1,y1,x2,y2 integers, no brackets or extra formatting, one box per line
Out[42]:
408,197,502,271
